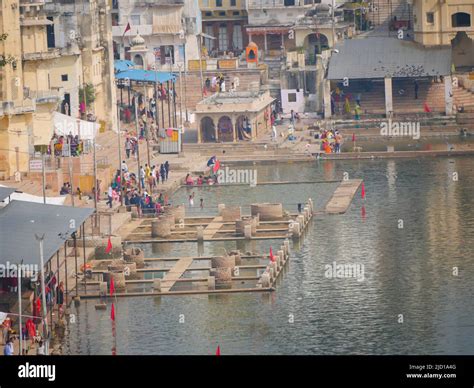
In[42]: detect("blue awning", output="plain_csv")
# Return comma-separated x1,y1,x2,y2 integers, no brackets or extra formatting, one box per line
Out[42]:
114,59,135,73
115,69,176,84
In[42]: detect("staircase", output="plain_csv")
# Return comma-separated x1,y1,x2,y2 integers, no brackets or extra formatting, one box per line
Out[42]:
263,57,283,100
333,80,474,117
369,0,412,28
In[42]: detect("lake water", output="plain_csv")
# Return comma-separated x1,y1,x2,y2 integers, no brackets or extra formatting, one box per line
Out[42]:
63,157,474,355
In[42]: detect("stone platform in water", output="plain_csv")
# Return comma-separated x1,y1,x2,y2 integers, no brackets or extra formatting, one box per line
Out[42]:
325,179,363,214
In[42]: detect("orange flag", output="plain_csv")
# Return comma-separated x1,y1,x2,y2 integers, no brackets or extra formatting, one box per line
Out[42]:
216,345,220,356
106,236,112,254
111,303,116,321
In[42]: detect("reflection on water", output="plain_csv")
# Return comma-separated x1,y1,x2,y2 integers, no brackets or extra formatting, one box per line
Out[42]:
341,136,474,152
63,158,474,355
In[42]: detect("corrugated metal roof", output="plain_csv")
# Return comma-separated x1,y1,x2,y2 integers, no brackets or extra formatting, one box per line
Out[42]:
328,37,452,80
0,201,94,266
0,187,15,202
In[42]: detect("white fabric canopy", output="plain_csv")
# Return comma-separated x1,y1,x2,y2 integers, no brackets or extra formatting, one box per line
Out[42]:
53,112,100,140
0,185,66,205
0,312,8,325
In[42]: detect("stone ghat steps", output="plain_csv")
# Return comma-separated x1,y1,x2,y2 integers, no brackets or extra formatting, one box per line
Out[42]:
368,0,411,26
335,83,474,114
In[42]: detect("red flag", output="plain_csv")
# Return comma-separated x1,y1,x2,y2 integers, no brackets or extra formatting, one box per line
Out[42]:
216,345,220,356
111,303,115,321
123,22,131,36
424,103,431,113
106,236,112,254
110,276,115,296
269,247,275,262
361,182,366,199
361,206,366,219
352,133,356,142
213,160,221,173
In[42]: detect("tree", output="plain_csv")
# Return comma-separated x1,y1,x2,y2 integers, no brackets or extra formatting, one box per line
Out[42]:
79,83,96,107
0,34,15,68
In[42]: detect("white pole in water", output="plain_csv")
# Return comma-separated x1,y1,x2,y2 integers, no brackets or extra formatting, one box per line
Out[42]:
35,234,49,355
17,260,23,355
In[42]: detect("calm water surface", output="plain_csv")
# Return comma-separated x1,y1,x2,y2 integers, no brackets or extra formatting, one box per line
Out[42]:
63,157,474,355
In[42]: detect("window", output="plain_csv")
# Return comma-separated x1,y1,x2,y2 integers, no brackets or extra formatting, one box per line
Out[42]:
233,24,243,50
231,0,236,5
204,25,214,51
205,11,212,17
46,17,55,48
284,0,295,6
288,93,297,102
130,15,140,26
426,12,434,24
233,11,240,16
61,74,68,82
219,11,226,16
452,12,471,27
216,0,222,6
218,24,228,51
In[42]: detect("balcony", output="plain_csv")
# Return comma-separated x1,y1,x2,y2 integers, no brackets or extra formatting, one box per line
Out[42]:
112,24,153,37
22,48,61,61
248,0,313,9
0,100,36,116
19,0,45,10
24,88,63,104
135,0,184,6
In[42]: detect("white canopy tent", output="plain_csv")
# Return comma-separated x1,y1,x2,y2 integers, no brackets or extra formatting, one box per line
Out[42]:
53,112,100,140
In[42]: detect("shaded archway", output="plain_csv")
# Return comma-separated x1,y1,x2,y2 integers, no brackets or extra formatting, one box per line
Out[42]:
452,12,471,28
133,54,144,68
200,116,215,143
304,33,329,64
236,115,252,140
217,116,233,142
451,31,474,69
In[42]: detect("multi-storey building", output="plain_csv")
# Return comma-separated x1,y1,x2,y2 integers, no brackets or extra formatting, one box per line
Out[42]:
199,0,249,55
112,0,201,71
412,0,474,68
0,0,63,178
44,0,117,131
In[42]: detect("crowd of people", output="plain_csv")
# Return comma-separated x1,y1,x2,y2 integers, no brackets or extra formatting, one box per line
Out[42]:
316,129,344,154
2,270,64,356
49,133,85,157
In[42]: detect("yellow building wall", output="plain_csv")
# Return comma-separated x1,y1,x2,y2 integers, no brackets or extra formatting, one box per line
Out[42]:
21,26,48,55
413,0,474,46
200,0,246,9
32,104,54,146
0,114,32,176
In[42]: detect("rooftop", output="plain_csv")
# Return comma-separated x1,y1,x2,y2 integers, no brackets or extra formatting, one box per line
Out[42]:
0,201,94,266
199,90,269,105
328,37,452,80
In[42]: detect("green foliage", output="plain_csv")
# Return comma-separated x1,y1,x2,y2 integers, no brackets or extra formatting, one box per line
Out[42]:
0,34,15,68
79,83,96,106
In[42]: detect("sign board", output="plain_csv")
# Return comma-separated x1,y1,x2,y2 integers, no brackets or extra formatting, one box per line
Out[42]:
218,59,238,70
29,159,43,171
153,47,161,61
188,60,207,71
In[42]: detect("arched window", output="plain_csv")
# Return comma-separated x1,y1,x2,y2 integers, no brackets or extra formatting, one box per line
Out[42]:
452,12,471,28
133,54,144,68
